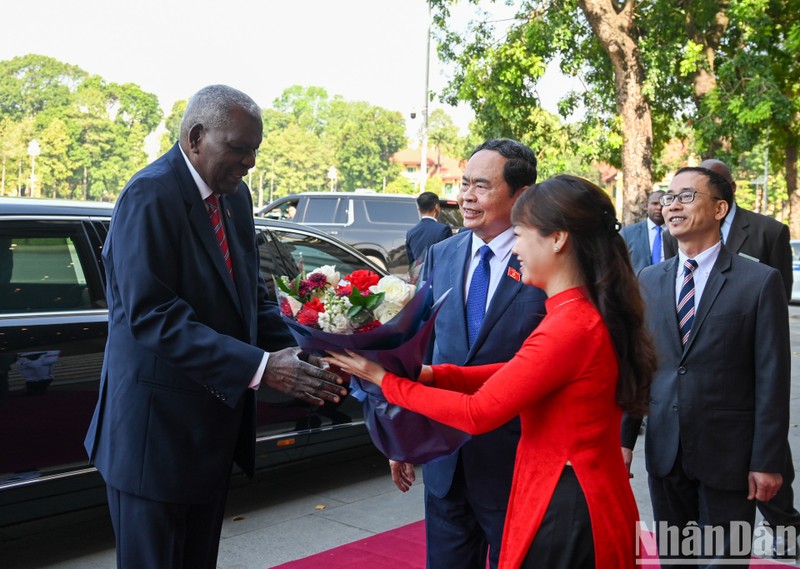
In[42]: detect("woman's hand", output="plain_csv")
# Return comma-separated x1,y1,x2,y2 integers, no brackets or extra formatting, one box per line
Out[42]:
324,350,388,387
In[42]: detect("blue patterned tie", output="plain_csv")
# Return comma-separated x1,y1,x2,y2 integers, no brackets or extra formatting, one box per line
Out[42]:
677,259,698,345
466,245,493,347
651,225,662,265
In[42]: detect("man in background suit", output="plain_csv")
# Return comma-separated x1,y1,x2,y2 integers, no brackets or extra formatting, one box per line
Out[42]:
390,139,547,569
700,158,799,557
84,85,346,569
661,159,792,299
622,166,790,565
621,190,668,272
406,191,452,282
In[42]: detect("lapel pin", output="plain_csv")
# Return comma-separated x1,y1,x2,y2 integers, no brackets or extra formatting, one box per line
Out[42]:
226,208,232,218
507,267,521,281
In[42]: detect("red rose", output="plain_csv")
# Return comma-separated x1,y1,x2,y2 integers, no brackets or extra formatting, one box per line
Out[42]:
355,320,382,333
347,270,380,294
336,284,353,296
296,298,325,327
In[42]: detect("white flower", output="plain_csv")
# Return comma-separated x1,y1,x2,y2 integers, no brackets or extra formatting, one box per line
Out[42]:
374,301,403,324
319,312,353,333
308,265,340,288
370,276,415,305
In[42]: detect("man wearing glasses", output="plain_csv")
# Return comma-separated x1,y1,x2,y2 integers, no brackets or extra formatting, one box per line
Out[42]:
622,166,790,566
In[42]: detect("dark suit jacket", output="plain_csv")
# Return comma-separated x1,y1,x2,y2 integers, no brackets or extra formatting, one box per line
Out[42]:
405,217,452,265
420,230,547,509
662,206,792,300
622,247,790,491
621,220,656,273
84,144,293,504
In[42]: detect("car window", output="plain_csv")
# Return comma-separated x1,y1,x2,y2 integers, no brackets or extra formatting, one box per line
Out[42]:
792,242,800,262
268,228,376,276
305,198,347,224
363,199,419,224
0,225,98,314
438,201,463,230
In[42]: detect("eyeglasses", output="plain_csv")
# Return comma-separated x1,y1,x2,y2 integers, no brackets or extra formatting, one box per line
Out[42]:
659,190,723,206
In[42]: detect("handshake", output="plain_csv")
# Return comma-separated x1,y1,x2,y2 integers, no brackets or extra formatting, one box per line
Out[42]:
262,347,349,405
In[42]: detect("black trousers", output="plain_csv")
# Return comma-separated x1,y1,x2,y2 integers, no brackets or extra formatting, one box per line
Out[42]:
106,483,229,569
757,445,800,537
648,446,755,569
521,466,595,569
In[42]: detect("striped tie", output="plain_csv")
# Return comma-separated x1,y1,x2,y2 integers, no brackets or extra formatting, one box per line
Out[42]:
677,259,698,345
206,194,234,281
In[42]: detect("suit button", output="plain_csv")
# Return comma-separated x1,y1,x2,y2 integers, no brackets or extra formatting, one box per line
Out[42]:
678,366,687,375
672,404,679,412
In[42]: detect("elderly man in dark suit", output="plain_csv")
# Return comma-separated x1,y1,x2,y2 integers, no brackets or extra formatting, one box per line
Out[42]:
622,166,790,566
84,85,346,569
405,191,452,281
621,190,668,272
389,139,547,569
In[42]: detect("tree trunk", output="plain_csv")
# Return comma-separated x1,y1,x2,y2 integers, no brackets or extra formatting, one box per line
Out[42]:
578,0,654,225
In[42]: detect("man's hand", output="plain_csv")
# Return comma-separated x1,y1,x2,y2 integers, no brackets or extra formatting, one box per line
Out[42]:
621,447,634,479
263,347,347,406
390,460,416,492
748,471,782,502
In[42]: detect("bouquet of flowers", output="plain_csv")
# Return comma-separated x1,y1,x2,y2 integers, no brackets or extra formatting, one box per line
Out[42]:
276,266,415,335
276,266,467,463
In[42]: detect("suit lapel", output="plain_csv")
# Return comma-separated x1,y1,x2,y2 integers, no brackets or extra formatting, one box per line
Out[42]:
173,147,243,316
219,194,248,319
654,257,684,357
448,234,472,358
725,207,749,254
636,222,651,264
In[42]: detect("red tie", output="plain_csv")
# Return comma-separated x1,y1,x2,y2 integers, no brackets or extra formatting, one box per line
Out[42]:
206,194,234,281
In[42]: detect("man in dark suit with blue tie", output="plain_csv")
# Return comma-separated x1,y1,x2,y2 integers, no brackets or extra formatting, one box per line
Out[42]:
84,85,346,569
622,166,790,565
389,139,547,569
620,190,669,272
405,191,452,282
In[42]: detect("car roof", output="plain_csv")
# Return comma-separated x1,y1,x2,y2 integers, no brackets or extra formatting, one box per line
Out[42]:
0,197,115,216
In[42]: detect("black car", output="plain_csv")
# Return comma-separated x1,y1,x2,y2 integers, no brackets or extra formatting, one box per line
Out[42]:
257,191,462,275
0,198,383,526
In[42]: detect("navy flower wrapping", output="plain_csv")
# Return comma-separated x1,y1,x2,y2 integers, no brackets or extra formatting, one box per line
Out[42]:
280,280,468,463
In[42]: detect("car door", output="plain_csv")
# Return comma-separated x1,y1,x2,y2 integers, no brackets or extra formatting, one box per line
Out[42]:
0,216,108,524
250,223,377,465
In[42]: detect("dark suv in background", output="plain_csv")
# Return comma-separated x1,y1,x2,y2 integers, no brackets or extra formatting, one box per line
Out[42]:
0,198,385,526
257,191,462,275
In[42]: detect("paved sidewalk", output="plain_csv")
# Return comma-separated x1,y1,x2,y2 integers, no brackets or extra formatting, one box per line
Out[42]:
3,307,800,568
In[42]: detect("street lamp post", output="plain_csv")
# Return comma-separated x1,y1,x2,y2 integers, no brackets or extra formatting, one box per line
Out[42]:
27,139,40,198
328,167,338,192
419,1,431,194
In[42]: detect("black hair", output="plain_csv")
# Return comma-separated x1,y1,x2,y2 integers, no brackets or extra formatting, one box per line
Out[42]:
511,174,655,416
416,191,440,213
471,139,537,195
673,166,734,208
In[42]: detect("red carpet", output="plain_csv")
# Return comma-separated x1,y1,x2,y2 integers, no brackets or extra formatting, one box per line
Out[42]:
271,521,793,569
270,520,426,569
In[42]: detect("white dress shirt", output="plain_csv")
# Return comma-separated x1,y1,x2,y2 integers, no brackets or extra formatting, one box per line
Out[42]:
675,241,722,312
465,227,516,313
